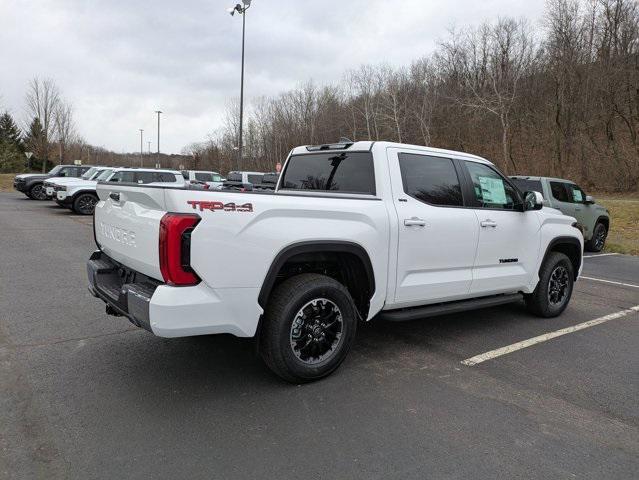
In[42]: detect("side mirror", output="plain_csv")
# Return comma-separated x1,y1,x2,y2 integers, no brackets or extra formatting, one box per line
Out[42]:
524,191,544,211
585,195,595,204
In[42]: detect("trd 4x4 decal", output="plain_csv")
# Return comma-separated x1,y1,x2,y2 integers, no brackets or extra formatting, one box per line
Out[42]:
187,200,253,213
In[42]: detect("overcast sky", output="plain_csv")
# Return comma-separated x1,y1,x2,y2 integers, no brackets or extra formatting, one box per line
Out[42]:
0,0,546,154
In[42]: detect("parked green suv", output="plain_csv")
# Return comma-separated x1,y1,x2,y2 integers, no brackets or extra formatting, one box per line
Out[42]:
510,176,610,252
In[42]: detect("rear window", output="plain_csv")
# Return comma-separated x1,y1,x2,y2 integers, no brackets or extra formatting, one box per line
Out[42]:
108,171,135,183
155,172,177,183
510,178,543,194
195,172,214,182
227,172,242,182
135,172,177,183
280,152,375,195
247,174,264,184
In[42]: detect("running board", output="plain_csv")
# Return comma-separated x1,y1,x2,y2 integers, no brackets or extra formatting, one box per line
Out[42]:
379,293,524,322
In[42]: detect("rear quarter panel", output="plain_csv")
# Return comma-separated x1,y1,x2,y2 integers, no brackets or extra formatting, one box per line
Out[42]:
164,189,391,319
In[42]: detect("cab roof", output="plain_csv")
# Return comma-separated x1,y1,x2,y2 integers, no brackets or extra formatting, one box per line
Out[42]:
291,141,493,165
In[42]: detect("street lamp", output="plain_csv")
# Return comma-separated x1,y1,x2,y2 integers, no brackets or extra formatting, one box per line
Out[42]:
227,0,252,171
155,110,162,168
139,129,144,167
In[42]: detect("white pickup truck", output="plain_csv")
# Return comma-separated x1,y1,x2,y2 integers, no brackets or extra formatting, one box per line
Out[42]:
88,141,583,382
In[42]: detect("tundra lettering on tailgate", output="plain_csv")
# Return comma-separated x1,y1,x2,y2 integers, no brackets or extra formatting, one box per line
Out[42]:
100,222,136,247
187,201,253,213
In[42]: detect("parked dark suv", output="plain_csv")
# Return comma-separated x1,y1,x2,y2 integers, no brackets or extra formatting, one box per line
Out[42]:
13,165,92,200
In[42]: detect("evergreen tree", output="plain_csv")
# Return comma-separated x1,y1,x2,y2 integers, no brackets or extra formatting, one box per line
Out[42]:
0,111,23,151
24,117,45,155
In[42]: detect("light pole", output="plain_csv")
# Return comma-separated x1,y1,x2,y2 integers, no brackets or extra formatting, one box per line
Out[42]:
155,110,162,168
139,129,144,167
147,141,151,155
227,0,252,171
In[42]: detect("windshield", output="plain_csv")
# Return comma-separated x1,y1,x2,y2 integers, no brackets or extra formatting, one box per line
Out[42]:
96,169,114,181
48,165,63,176
81,167,99,180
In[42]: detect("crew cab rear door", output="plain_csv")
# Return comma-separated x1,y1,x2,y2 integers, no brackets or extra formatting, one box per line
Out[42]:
94,182,168,281
387,148,480,305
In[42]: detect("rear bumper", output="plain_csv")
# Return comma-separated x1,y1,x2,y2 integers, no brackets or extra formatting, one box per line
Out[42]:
87,250,158,332
87,250,262,338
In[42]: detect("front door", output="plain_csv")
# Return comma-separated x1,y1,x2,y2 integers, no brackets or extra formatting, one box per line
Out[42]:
389,149,480,306
461,161,541,295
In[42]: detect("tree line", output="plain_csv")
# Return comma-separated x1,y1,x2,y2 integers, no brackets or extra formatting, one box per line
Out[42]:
0,78,82,173
189,0,639,191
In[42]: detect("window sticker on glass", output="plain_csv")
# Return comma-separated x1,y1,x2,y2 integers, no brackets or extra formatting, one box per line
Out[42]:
478,176,507,204
572,188,583,202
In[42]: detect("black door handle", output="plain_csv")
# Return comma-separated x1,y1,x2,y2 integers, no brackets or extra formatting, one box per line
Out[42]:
109,192,120,202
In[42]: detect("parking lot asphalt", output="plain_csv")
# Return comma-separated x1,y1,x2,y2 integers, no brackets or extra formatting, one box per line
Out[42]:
1,191,637,480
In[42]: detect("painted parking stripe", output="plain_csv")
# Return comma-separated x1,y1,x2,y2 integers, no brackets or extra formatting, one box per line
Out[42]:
461,305,639,366
583,253,619,258
580,276,639,289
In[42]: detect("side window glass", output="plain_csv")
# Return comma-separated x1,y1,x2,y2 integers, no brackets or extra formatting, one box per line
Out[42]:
550,182,571,202
108,172,121,183
465,162,520,210
398,153,463,207
569,184,585,203
135,172,155,184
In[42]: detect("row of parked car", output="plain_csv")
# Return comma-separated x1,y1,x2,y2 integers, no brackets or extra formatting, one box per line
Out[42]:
13,164,279,215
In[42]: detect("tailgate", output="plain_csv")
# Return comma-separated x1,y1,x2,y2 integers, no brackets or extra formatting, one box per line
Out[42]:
94,184,168,280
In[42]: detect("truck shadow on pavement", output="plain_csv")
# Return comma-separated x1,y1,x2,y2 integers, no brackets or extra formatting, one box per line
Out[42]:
96,302,536,395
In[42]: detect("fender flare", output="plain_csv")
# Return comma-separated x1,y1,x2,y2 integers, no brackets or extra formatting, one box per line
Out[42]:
540,236,582,279
257,240,375,308
70,189,99,202
595,215,610,229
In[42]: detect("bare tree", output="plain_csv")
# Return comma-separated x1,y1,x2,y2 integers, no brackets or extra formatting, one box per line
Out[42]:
54,101,77,164
25,77,61,171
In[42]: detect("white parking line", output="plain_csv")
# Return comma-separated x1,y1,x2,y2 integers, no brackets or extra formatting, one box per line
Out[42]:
461,305,639,366
580,276,639,289
583,253,619,258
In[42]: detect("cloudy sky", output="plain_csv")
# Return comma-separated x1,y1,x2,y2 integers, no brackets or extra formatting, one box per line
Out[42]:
0,0,545,154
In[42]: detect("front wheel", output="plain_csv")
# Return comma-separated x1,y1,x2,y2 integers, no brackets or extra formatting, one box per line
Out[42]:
72,193,98,215
259,273,358,383
525,252,574,318
28,183,48,201
585,222,607,252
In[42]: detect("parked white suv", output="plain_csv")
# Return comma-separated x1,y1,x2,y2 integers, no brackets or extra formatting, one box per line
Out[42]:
88,141,583,382
57,168,185,215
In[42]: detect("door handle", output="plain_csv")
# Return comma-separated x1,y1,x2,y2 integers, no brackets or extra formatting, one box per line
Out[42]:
404,217,426,227
109,192,120,202
480,219,498,228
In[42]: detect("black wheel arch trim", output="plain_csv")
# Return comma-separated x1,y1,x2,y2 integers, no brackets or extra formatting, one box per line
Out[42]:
257,241,376,309
595,216,610,229
71,190,99,202
541,236,582,280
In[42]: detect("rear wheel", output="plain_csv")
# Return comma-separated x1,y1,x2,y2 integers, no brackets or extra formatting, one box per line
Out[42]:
585,222,607,252
72,193,98,215
525,252,574,318
259,273,358,383
28,183,47,201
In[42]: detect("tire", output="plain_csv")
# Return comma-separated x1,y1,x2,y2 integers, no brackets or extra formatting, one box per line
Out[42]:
72,193,98,215
259,273,358,383
525,252,574,318
585,222,607,252
28,183,47,201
